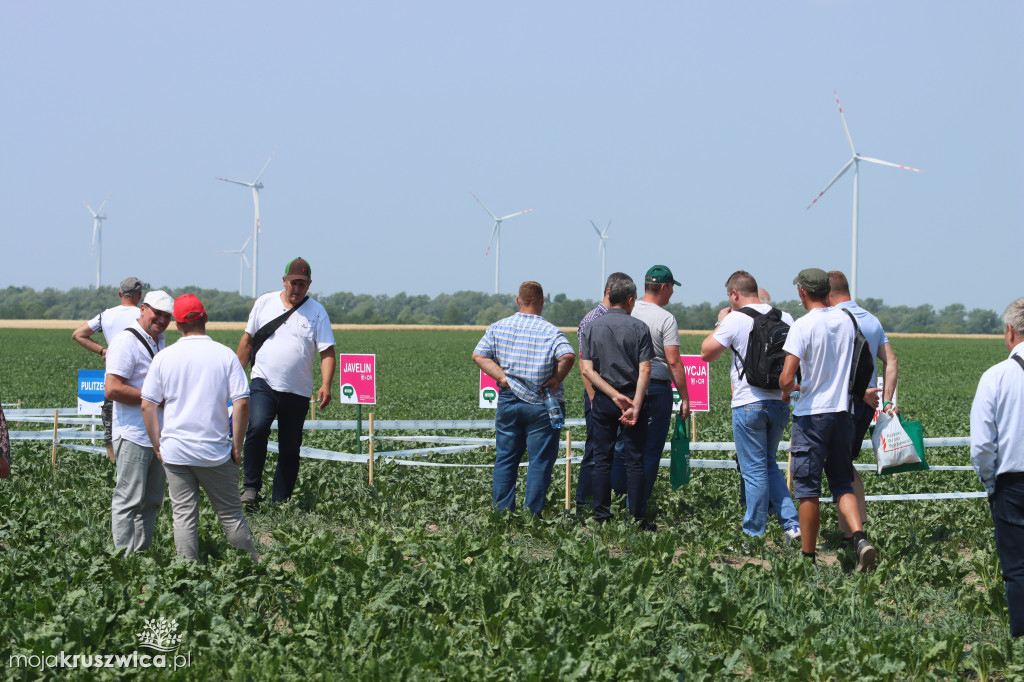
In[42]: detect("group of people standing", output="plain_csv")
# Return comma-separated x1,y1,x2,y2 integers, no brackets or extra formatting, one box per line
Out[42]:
475,266,899,572
74,258,335,563
70,262,1024,636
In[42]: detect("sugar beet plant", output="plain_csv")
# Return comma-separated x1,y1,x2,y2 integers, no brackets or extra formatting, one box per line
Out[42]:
2,329,1024,680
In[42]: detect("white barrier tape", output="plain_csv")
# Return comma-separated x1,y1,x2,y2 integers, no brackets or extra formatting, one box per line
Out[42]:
10,429,96,440
819,492,987,503
268,442,484,462
5,409,79,419
45,443,988,499
9,417,100,425
59,444,107,456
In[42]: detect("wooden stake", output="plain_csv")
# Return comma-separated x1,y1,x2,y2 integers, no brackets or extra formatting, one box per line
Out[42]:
564,431,572,512
51,409,59,470
690,412,697,442
367,412,375,486
310,397,316,426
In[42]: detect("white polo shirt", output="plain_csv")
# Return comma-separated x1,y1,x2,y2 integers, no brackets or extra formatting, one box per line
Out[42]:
106,322,164,446
714,304,795,408
142,335,249,467
88,305,141,351
245,292,335,396
782,306,855,416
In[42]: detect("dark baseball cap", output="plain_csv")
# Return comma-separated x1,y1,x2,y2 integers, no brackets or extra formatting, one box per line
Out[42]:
119,277,143,296
793,268,831,295
645,265,680,286
284,257,312,281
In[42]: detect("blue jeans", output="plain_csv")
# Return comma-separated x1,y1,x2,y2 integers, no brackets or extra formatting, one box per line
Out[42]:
732,400,799,536
992,473,1024,637
493,390,561,516
609,381,673,517
589,391,648,522
243,377,310,502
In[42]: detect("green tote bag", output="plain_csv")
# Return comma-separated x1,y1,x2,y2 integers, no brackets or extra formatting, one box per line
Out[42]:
670,416,691,489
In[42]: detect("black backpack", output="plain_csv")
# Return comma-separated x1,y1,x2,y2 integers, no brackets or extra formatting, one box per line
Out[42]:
843,309,875,408
729,307,791,390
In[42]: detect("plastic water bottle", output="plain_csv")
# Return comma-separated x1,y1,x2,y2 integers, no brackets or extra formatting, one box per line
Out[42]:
543,388,564,429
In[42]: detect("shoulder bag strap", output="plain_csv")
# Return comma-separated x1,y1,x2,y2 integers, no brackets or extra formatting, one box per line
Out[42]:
125,328,155,359
250,296,309,367
1013,354,1024,373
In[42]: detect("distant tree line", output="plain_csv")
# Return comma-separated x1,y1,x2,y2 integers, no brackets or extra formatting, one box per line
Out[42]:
0,285,1004,334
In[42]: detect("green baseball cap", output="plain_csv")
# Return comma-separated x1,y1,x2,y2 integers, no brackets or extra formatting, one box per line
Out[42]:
793,268,830,295
645,265,680,286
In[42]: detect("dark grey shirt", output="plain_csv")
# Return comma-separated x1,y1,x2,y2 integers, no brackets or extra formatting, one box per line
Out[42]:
579,308,654,392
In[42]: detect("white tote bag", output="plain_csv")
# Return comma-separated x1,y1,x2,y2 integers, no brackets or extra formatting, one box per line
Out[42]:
872,410,922,474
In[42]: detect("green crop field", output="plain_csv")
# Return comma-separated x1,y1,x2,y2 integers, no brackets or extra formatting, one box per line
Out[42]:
1,328,1021,680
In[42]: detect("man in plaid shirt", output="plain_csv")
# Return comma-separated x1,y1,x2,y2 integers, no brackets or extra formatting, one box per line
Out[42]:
473,281,576,516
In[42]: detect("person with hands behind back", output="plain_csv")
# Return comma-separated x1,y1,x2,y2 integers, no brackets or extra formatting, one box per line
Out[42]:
472,281,576,517
578,273,655,529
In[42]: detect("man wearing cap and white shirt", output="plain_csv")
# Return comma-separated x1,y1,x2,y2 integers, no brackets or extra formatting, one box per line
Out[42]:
104,290,173,554
779,268,876,571
142,294,258,563
971,297,1024,637
701,270,801,543
827,271,898,545
236,257,336,507
73,276,144,462
610,264,690,523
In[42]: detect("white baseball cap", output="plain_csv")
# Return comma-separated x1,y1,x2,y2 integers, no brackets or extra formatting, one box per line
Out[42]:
142,290,175,314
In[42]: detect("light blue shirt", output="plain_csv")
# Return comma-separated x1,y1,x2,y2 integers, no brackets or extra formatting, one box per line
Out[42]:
835,300,889,388
475,312,575,405
970,342,1024,495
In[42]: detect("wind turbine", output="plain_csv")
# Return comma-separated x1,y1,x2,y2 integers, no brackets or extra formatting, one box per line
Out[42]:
471,192,533,294
217,146,277,297
217,234,252,297
83,193,110,288
806,91,921,300
589,219,612,293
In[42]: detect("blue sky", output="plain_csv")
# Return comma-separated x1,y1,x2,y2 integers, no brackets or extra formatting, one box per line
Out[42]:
2,1,1021,311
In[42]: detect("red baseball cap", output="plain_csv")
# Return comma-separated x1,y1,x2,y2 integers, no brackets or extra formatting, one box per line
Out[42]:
173,294,207,323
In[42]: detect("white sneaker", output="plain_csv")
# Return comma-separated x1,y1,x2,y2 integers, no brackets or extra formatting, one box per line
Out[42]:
784,525,801,544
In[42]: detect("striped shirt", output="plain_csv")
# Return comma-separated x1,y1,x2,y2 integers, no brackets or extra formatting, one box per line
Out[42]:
474,312,575,405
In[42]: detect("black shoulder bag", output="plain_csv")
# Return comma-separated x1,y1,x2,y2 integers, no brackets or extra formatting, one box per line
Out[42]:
125,328,156,358
249,297,309,367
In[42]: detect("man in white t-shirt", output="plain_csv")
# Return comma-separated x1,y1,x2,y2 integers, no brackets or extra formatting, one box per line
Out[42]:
779,268,875,571
105,290,173,554
141,294,257,563
72,276,144,461
610,265,691,523
827,271,898,545
701,271,801,542
236,257,337,507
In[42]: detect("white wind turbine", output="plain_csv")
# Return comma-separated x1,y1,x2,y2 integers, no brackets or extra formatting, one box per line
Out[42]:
471,192,533,294
217,234,252,297
807,91,921,299
217,146,277,298
84,193,110,288
590,219,612,293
